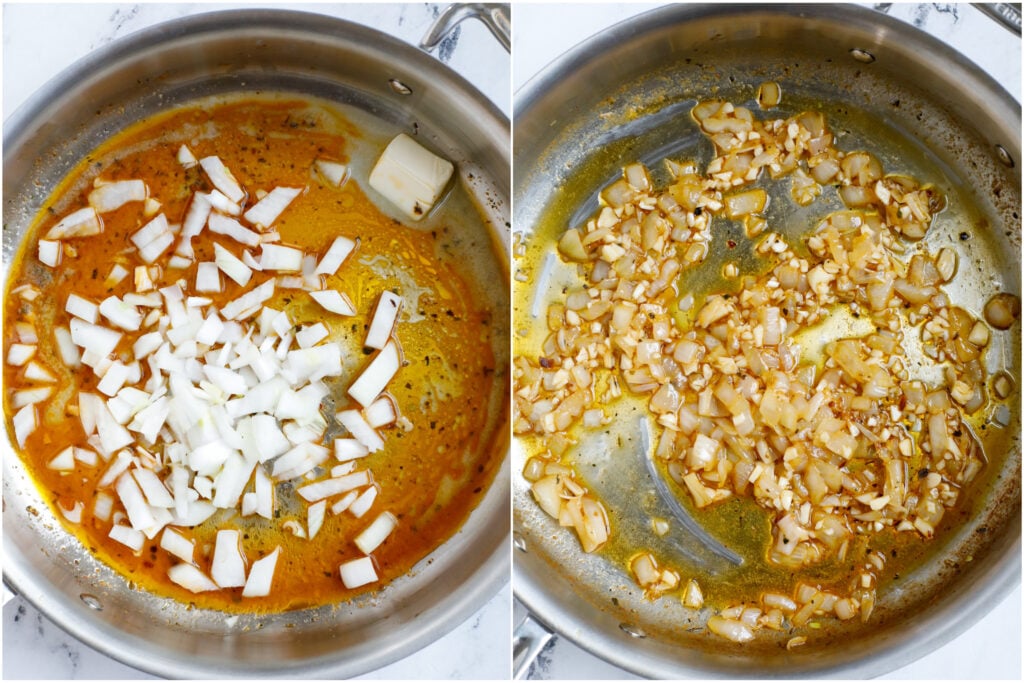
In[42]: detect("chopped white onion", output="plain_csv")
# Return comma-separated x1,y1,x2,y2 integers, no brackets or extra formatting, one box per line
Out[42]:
307,500,327,539
70,318,122,358
160,527,195,564
99,296,143,331
259,244,304,272
37,239,61,267
244,187,302,229
12,386,54,408
347,340,401,407
339,556,378,589
209,213,261,247
6,343,36,366
221,279,275,320
214,243,253,286
65,293,99,323
354,511,397,554
177,144,198,168
195,262,223,293
337,409,385,452
309,289,356,316
314,236,356,276
296,470,371,502
13,404,37,448
242,547,281,597
45,206,102,239
334,437,370,462
211,529,247,588
348,485,378,519
168,563,219,593
364,291,402,350
199,156,245,204
313,159,349,187
47,446,76,471
89,179,147,213
109,524,145,552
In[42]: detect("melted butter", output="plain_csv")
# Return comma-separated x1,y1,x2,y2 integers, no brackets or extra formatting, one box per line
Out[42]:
4,94,507,614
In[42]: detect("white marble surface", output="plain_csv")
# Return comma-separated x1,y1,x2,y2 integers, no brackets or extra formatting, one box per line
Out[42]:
513,2,1021,680
2,3,509,680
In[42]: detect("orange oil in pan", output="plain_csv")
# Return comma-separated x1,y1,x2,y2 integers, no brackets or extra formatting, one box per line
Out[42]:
4,95,507,613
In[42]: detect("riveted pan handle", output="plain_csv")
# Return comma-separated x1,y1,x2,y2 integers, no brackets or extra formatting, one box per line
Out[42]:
513,611,555,679
972,3,1022,35
421,3,511,53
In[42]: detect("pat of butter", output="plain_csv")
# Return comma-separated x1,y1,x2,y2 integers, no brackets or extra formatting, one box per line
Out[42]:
368,134,454,220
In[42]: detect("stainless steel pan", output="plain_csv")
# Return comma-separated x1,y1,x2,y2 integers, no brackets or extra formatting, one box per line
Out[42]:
513,4,1020,678
3,8,510,678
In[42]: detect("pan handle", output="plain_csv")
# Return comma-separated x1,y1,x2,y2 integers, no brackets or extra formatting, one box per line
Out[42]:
513,612,555,679
972,3,1022,35
420,3,511,54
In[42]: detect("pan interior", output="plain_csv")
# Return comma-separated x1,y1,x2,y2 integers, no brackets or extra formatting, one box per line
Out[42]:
513,10,1020,677
3,11,510,678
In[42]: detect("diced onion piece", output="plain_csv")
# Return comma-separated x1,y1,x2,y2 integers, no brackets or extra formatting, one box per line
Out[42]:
105,264,130,288
109,524,145,552
66,293,99,323
45,207,102,239
89,179,146,213
131,214,173,262
70,318,122,358
99,296,142,331
195,262,223,293
307,500,327,539
368,134,454,220
38,239,62,267
339,556,378,589
214,243,251,288
364,396,397,428
331,489,360,515
309,290,356,316
206,189,242,216
59,500,85,523
708,615,754,643
13,405,37,448
209,213,261,247
221,279,275,320
254,464,274,519
348,340,401,407
258,243,304,272
54,327,81,368
115,471,159,534
282,345,343,384
354,511,397,554
295,323,329,349
297,470,371,502
6,343,36,366
211,529,247,588
272,442,330,481
12,387,54,408
177,144,198,168
337,409,385,452
244,187,302,228
47,446,76,471
199,156,245,204
242,547,281,597
365,291,402,350
313,159,350,187
133,467,175,508
334,438,370,462
168,564,219,593
314,236,357,276
348,486,378,519
160,527,195,564
23,360,56,383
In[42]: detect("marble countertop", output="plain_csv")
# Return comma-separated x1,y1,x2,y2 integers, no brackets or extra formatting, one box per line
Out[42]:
2,3,509,680
513,2,1021,680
